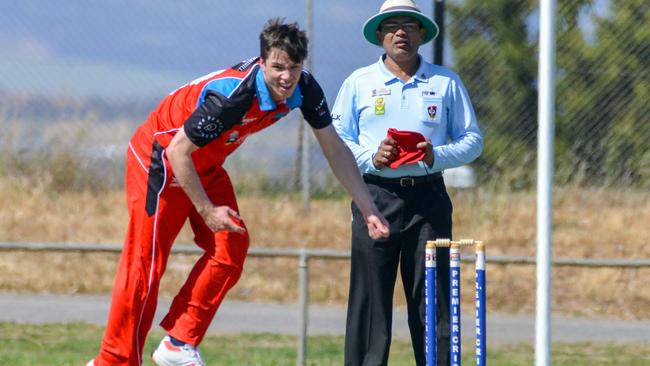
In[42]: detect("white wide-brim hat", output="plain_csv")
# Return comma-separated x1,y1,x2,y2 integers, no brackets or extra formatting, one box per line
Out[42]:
363,0,439,46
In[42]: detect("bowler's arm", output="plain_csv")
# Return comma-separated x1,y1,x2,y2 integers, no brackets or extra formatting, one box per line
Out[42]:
312,125,389,239
166,129,244,233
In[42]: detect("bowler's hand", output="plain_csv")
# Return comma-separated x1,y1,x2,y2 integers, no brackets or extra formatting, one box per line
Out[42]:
199,205,246,233
372,137,398,169
416,139,434,166
365,212,390,240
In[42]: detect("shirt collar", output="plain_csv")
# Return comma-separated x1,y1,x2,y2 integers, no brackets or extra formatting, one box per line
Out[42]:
255,66,303,111
376,54,428,85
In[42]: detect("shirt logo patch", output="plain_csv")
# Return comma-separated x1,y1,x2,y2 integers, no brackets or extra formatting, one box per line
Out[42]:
241,116,256,125
375,97,385,115
422,91,436,96
427,105,438,120
198,116,223,140
225,131,240,145
372,88,391,97
204,122,218,132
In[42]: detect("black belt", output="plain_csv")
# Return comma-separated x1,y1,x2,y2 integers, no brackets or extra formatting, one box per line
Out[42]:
363,172,442,187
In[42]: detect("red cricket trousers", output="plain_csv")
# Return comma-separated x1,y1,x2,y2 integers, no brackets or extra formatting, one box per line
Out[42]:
94,142,250,365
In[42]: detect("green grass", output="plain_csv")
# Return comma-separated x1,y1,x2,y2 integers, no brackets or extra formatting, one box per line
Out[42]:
1,323,649,365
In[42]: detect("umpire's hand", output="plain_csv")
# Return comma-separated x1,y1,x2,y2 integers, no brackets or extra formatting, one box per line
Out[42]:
372,137,397,169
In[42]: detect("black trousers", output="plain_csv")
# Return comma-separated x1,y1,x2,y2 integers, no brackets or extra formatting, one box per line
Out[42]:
344,176,452,366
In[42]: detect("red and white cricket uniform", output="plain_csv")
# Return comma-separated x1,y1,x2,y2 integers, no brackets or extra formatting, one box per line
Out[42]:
94,57,331,365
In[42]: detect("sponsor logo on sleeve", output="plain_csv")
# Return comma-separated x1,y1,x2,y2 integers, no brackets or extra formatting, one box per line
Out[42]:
314,98,328,116
198,116,223,139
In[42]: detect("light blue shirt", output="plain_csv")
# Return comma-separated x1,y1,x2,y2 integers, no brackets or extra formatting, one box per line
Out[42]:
332,55,483,178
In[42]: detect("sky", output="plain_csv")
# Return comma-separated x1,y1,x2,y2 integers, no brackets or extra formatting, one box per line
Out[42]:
0,1,437,177
0,0,435,100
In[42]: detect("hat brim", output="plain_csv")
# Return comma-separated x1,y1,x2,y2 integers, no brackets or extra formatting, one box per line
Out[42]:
363,10,438,46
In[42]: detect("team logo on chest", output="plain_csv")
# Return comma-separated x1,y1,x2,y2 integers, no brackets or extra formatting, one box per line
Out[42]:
375,97,385,115
427,105,437,120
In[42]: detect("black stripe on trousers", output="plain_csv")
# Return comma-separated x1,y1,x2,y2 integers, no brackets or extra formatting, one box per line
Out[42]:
145,141,165,217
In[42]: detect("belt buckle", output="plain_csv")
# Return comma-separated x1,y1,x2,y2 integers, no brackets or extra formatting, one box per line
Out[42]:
399,177,415,187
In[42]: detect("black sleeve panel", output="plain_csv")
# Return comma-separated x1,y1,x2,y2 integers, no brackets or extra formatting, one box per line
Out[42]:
183,91,239,147
298,72,333,130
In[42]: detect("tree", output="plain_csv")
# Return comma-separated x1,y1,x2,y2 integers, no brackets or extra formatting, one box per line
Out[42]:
448,0,538,189
556,0,650,187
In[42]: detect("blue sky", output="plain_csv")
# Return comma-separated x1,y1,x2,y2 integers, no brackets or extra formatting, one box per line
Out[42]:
0,1,436,100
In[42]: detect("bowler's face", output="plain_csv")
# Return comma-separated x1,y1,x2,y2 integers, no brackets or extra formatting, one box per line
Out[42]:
261,48,303,102
376,16,426,62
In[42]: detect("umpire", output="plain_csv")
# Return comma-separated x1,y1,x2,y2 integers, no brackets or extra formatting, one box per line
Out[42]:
331,0,484,365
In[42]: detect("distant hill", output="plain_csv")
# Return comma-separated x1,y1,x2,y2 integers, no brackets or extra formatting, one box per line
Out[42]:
0,1,433,101
0,92,157,122
0,57,186,99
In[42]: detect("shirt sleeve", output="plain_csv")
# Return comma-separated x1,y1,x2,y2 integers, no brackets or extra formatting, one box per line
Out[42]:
431,74,484,170
331,77,380,174
299,72,332,129
183,91,239,146
183,76,253,147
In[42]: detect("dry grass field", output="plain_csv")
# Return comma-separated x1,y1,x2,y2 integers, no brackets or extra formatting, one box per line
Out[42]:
1,174,649,320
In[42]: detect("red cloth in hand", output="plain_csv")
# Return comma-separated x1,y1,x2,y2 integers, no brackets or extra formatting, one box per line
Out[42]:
386,128,426,169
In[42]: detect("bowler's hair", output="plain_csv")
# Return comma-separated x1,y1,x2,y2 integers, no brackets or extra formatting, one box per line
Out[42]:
259,18,308,63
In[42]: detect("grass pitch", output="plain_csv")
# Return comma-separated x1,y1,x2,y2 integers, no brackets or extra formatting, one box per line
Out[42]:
1,323,649,365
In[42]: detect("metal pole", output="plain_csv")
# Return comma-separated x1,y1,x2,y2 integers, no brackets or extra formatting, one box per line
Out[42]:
536,0,557,365
433,0,445,65
300,0,313,212
3,242,649,267
297,250,309,366
297,2,313,362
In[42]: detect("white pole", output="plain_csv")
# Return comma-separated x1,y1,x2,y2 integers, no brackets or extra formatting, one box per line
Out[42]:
536,0,556,365
301,0,313,212
297,250,309,366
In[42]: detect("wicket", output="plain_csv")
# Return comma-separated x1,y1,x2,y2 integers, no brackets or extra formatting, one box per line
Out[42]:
425,239,486,366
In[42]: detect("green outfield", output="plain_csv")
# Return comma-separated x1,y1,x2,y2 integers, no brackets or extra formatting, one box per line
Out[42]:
1,323,649,365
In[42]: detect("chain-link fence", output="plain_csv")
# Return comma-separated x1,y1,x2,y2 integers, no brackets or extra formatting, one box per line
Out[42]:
1,0,648,209
2,1,647,193
0,1,436,195
2,0,650,328
448,0,649,191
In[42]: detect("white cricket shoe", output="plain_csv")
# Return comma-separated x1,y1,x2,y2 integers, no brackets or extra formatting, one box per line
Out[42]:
85,360,95,366
151,335,206,366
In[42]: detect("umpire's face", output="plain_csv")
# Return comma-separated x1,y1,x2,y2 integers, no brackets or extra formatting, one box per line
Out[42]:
261,47,303,102
376,15,425,63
